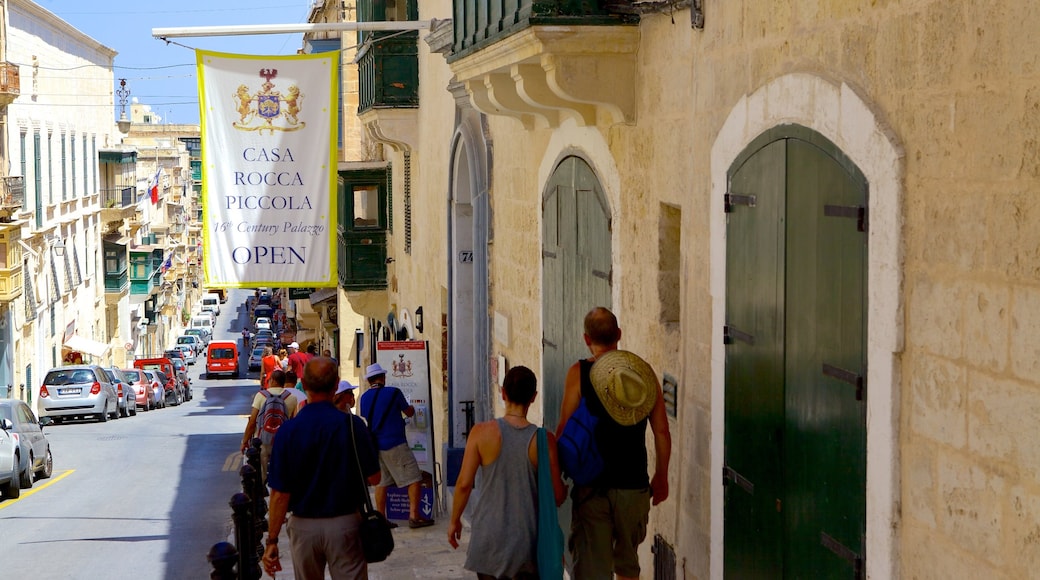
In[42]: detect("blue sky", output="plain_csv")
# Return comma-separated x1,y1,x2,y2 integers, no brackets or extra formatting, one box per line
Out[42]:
34,1,316,125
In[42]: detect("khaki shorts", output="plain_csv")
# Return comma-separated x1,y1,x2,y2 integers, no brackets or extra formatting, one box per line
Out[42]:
569,486,651,578
377,442,422,488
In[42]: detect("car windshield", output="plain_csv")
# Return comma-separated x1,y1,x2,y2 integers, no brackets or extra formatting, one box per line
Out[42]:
252,349,264,357
177,337,194,344
118,369,137,383
0,406,12,422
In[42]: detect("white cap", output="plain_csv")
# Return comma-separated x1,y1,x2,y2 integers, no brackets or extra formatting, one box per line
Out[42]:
288,342,299,349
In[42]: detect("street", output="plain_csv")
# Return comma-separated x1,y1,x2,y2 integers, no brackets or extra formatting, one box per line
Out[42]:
0,291,261,580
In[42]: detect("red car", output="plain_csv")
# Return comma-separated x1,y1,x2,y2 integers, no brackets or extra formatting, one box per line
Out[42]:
121,368,162,411
133,358,184,406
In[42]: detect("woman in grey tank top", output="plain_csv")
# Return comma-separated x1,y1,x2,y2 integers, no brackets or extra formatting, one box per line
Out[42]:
447,366,567,579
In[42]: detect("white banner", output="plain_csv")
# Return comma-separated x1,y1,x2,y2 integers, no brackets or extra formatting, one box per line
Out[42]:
197,50,338,287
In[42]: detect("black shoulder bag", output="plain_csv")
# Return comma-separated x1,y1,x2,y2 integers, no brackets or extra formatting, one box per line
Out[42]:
349,412,395,563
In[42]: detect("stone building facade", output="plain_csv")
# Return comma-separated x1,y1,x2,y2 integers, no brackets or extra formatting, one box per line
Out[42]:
342,1,1040,576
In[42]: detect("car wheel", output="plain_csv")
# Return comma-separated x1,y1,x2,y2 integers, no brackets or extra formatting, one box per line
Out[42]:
1,469,20,499
37,448,53,480
19,455,33,489
130,402,137,416
97,408,108,422
120,401,128,418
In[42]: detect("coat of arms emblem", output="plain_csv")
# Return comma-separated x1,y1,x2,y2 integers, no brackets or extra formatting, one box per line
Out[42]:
232,68,305,133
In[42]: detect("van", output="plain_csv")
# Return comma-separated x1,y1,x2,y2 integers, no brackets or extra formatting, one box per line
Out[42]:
207,288,228,303
201,293,221,316
206,341,239,379
190,315,214,334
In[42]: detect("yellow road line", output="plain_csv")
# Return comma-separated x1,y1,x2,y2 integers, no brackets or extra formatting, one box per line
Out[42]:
0,469,75,510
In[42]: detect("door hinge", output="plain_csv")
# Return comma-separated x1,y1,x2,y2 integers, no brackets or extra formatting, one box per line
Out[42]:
724,193,757,213
823,204,868,232
722,465,754,495
723,324,755,345
542,337,557,350
591,269,612,284
820,532,864,580
822,362,865,401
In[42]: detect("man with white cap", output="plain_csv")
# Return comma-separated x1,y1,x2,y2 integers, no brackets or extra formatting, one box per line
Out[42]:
333,379,357,414
286,341,308,378
358,362,433,529
556,306,671,580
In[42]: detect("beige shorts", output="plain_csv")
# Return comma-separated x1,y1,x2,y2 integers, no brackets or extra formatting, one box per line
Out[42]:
377,442,423,488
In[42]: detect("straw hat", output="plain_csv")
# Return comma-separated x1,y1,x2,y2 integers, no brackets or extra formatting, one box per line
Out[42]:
589,350,658,426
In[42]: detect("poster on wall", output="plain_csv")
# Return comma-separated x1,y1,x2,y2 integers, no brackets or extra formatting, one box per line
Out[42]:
196,50,338,288
376,341,436,521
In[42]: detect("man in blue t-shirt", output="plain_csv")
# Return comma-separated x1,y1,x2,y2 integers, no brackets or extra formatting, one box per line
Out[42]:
358,362,434,529
262,357,381,579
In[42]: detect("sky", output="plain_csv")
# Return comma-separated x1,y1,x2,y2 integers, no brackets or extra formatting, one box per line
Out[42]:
33,1,319,125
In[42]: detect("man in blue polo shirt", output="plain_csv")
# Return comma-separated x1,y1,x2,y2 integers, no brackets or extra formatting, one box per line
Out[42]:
359,362,433,529
263,357,381,579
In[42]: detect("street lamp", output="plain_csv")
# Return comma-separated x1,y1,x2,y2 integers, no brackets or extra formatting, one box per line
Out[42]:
51,238,66,257
116,78,131,134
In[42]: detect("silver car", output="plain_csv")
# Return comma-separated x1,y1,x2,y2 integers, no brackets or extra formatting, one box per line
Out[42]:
0,400,53,493
38,365,119,423
0,423,18,498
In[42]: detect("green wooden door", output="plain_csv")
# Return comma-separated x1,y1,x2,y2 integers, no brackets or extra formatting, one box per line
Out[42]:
542,156,611,431
725,127,867,579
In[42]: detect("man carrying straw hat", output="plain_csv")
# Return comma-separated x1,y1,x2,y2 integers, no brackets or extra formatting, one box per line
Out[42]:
555,307,672,580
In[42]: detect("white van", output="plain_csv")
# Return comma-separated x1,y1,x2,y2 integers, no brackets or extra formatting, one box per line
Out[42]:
201,293,221,316
190,315,214,334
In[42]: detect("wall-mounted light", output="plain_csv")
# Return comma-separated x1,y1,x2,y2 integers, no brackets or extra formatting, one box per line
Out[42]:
414,306,423,333
51,239,66,257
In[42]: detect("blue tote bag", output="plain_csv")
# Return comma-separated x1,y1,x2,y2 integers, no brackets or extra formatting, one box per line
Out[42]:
536,427,564,580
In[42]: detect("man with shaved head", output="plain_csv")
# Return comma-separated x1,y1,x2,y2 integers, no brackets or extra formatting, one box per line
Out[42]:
263,357,381,579
556,307,672,580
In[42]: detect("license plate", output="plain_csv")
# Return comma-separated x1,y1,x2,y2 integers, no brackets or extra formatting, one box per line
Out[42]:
58,387,82,395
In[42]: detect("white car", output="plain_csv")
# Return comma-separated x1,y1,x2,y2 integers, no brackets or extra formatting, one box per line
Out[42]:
0,421,19,498
175,344,197,365
254,317,272,331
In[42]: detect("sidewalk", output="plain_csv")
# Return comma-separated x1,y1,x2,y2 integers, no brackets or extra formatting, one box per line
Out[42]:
230,511,472,579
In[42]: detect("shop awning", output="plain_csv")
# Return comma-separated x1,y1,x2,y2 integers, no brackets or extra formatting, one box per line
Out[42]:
63,334,112,359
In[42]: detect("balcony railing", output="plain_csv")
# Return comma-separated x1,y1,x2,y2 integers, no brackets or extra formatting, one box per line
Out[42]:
449,0,634,60
105,269,129,294
101,187,136,209
358,32,419,114
0,62,20,107
338,232,387,291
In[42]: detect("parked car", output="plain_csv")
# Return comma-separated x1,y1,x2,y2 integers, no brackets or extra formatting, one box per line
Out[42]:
142,371,167,409
184,328,211,346
176,334,203,356
0,423,18,498
38,365,119,423
251,329,275,347
102,367,136,418
169,358,193,401
201,293,221,316
207,341,240,379
133,358,183,406
175,344,197,365
121,368,160,411
0,400,53,495
254,317,272,332
248,347,265,371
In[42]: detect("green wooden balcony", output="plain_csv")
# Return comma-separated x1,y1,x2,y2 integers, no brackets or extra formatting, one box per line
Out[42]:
105,268,128,294
357,32,419,113
337,168,388,291
449,0,634,60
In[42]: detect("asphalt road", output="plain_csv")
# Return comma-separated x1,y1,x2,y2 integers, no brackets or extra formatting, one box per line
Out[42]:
0,289,263,580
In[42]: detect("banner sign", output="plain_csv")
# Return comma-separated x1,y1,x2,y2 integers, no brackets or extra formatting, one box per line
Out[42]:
197,50,338,288
376,341,436,521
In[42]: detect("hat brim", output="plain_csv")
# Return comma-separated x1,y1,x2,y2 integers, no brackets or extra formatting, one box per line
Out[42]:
589,350,658,426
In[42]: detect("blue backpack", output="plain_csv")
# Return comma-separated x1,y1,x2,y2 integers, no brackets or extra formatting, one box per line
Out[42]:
557,397,603,486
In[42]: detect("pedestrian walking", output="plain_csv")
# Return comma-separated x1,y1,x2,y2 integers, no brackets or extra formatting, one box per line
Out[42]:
240,370,299,482
448,366,567,579
358,362,434,528
287,342,308,377
555,307,671,580
334,379,358,414
263,357,381,580
260,346,278,388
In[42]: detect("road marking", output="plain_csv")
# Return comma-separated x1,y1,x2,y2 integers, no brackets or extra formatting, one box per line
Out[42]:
223,452,243,472
0,469,75,510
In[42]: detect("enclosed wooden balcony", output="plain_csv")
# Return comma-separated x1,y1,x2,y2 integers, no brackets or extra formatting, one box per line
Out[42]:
338,168,388,291
0,226,22,301
447,0,639,129
0,176,24,222
0,62,20,107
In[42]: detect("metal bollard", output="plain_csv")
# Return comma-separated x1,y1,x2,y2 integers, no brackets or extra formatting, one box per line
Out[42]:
231,492,261,580
239,463,267,568
245,438,268,497
207,541,238,580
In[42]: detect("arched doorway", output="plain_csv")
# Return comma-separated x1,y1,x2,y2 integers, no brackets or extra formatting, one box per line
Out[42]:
541,155,611,430
724,125,867,578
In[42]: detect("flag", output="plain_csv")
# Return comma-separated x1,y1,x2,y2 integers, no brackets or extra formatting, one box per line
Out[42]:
161,256,172,274
149,167,162,204
197,50,338,287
